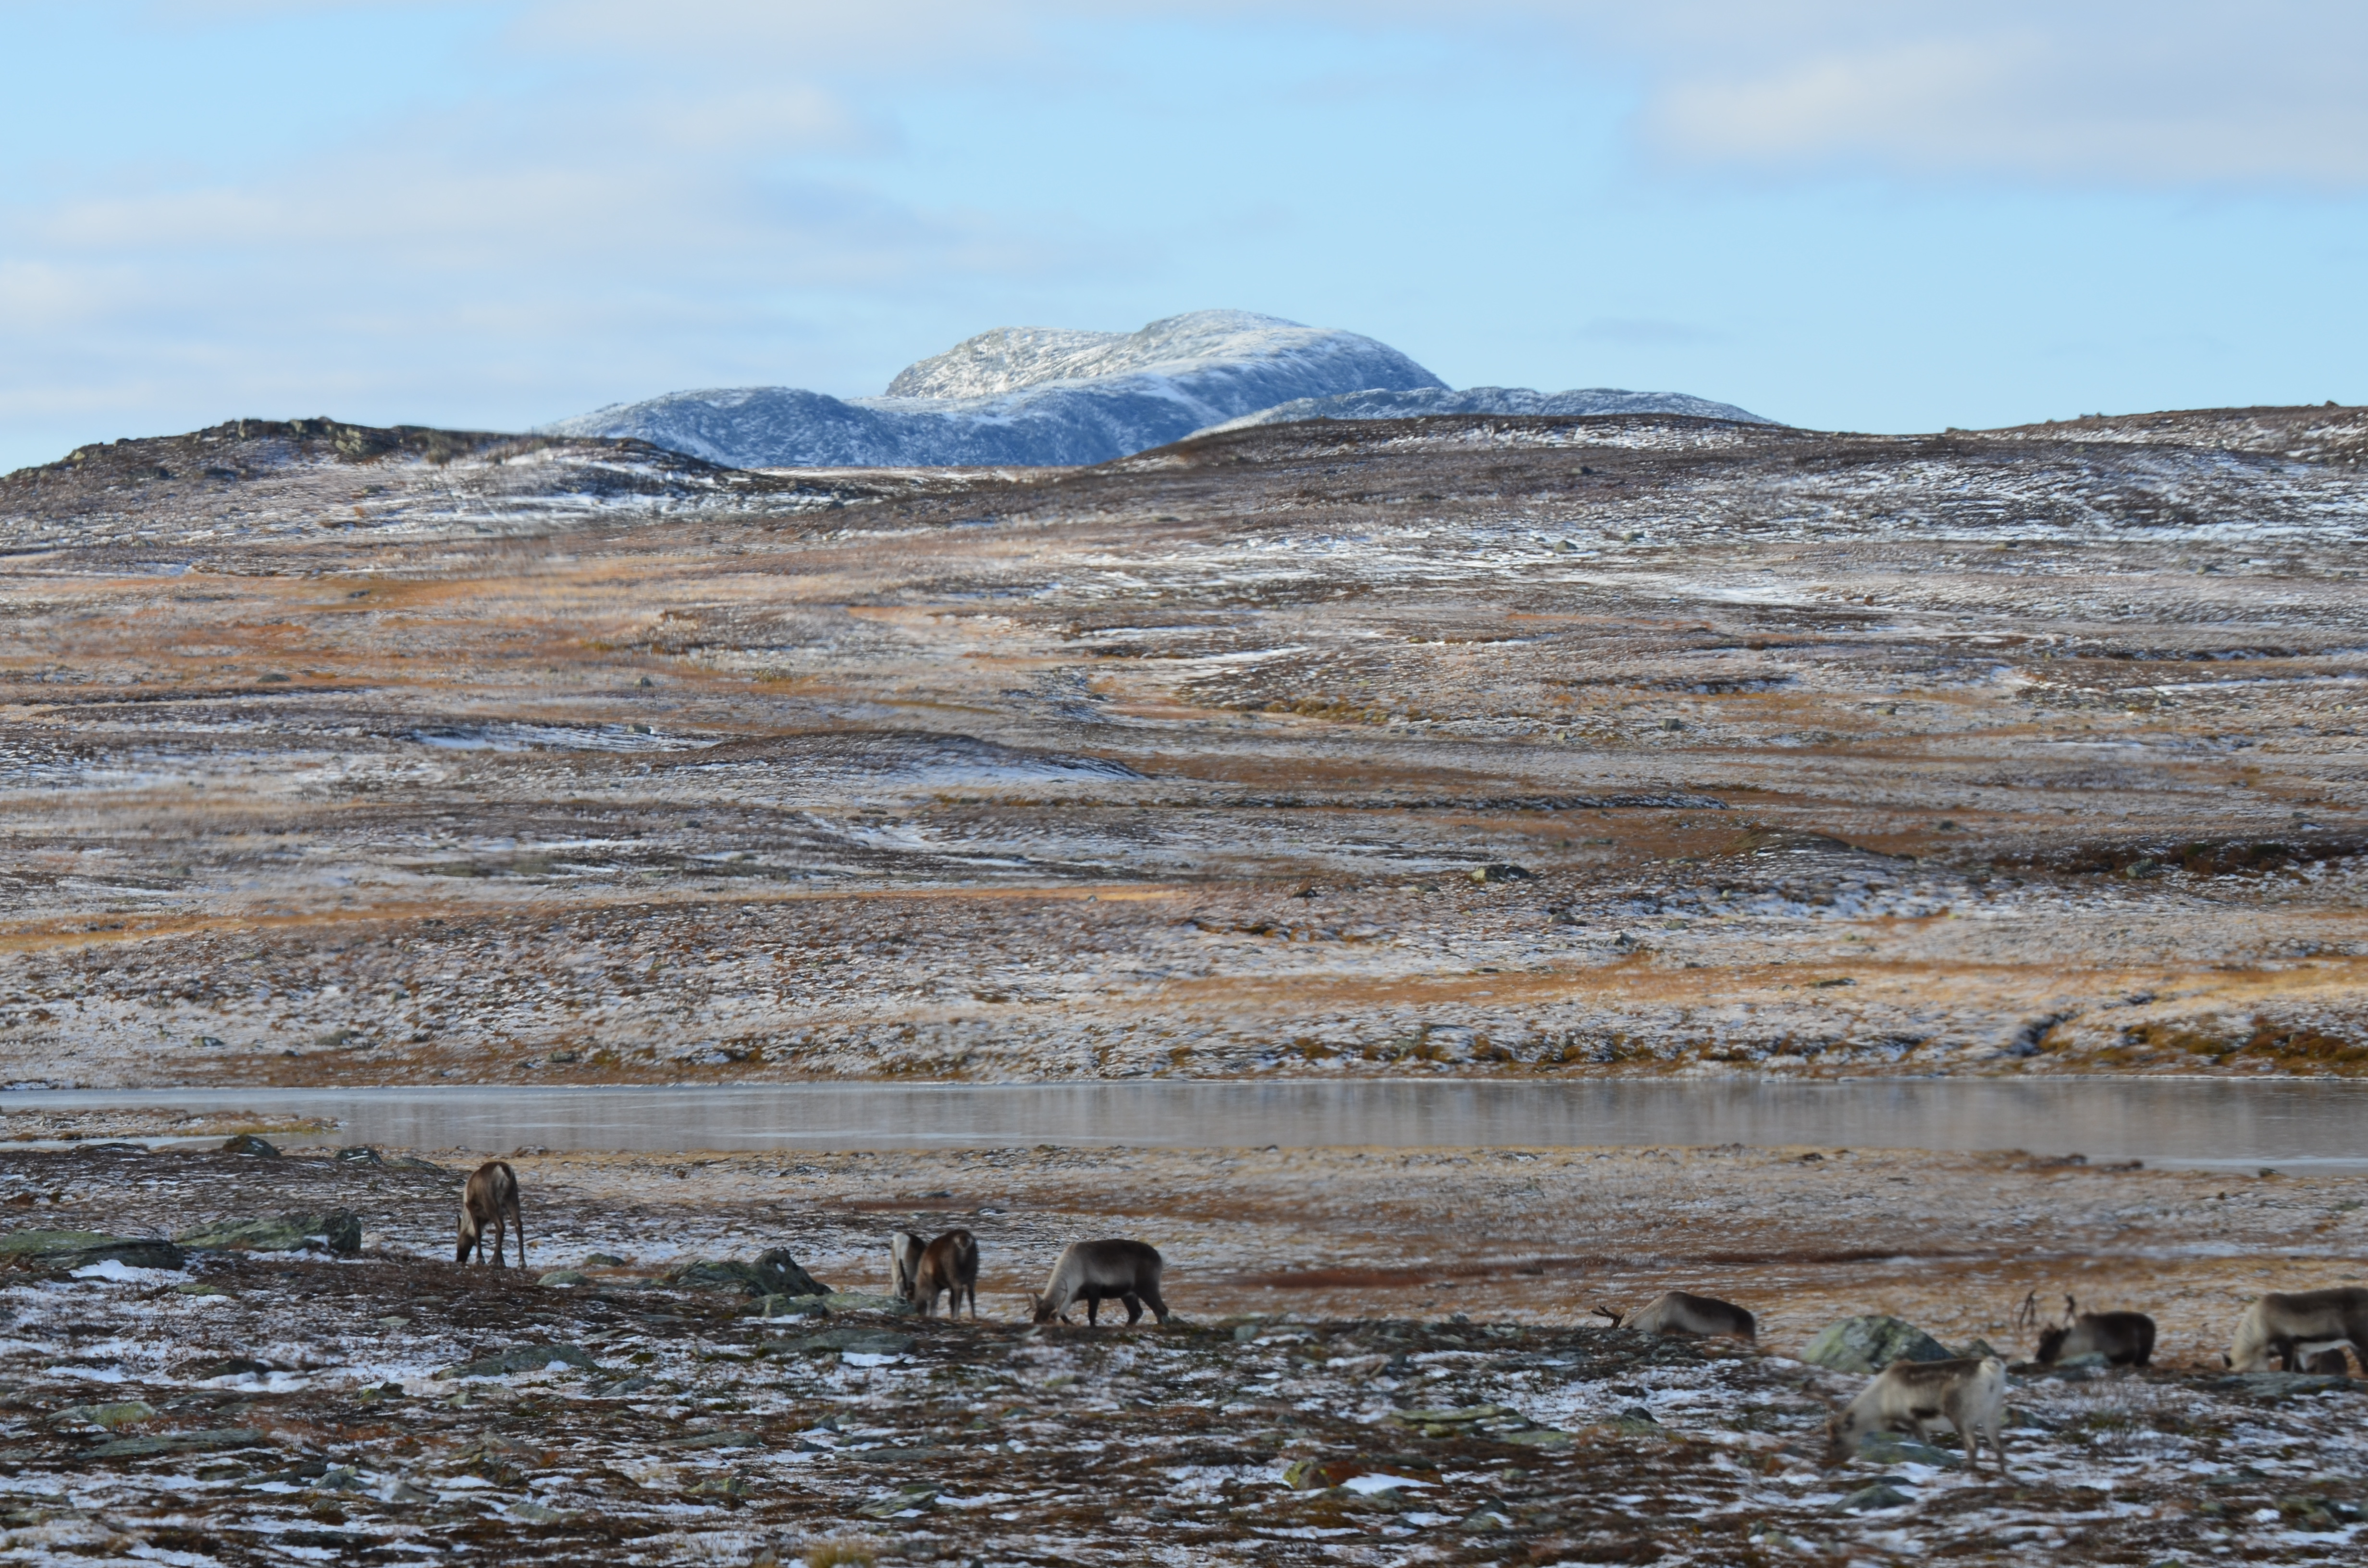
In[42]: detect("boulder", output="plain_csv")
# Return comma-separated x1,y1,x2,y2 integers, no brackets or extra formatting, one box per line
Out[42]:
537,1270,587,1289
1838,1482,1914,1512
1800,1315,1955,1374
333,1147,382,1165
0,1229,186,1273
751,1293,832,1319
219,1135,280,1157
435,1343,600,1380
658,1246,826,1298
819,1290,915,1316
177,1211,362,1257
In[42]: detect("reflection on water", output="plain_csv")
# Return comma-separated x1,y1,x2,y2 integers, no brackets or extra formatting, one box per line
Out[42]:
2,1079,2363,1170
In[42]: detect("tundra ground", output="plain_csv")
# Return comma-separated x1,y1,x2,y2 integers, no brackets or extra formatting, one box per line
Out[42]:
1,406,2365,1087
0,1137,2362,1566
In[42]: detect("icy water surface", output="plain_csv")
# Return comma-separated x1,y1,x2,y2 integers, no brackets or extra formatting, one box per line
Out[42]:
4,1078,2364,1168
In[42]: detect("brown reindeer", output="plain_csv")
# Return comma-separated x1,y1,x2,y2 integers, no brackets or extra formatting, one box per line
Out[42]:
2034,1294,2156,1368
1030,1239,1169,1326
913,1229,979,1319
456,1160,525,1267
1825,1356,2010,1476
1591,1290,1756,1342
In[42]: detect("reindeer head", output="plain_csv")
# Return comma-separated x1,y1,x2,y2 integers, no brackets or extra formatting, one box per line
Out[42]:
2034,1325,2069,1366
1590,1305,1625,1328
1819,1410,1856,1468
1028,1291,1055,1324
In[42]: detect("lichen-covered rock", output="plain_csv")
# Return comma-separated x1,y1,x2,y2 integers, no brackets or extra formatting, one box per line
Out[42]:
177,1211,361,1257
659,1246,826,1298
0,1229,186,1273
1800,1316,1954,1374
819,1290,915,1316
537,1270,587,1289
751,1292,831,1319
219,1135,280,1157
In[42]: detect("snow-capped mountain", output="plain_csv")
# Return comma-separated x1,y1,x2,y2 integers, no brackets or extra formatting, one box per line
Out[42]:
543,310,1445,468
544,310,1772,468
1194,385,1773,435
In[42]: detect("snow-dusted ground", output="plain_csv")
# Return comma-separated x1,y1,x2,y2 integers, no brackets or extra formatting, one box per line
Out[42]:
0,1139,2359,1565
0,404,2362,1089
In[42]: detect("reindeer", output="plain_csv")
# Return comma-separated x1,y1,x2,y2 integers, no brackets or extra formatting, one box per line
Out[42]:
1824,1356,2010,1476
456,1160,524,1268
1591,1290,1756,1342
913,1229,979,1319
2228,1287,2368,1372
1029,1239,1169,1326
889,1231,926,1301
2033,1294,2155,1368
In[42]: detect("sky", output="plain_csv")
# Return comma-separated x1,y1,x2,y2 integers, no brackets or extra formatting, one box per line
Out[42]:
2,0,2364,471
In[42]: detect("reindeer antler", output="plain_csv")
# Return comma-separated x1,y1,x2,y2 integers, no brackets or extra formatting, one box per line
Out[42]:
2063,1294,2078,1326
2014,1290,2038,1329
1590,1305,1625,1327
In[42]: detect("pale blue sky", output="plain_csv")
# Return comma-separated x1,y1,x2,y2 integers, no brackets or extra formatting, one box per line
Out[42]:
2,1,2363,471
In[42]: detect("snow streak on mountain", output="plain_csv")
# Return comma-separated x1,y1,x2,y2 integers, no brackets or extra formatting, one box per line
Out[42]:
545,310,1769,469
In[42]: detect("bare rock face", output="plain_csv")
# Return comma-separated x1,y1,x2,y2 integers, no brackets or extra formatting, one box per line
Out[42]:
1801,1315,1954,1374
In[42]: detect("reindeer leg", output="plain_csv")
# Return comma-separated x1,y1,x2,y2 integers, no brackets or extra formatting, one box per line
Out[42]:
1122,1292,1145,1326
512,1199,526,1269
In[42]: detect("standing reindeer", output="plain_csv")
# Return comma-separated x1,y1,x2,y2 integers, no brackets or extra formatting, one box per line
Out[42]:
913,1229,979,1319
456,1160,525,1268
889,1231,926,1301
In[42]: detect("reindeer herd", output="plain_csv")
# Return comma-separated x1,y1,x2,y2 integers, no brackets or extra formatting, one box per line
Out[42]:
448,1160,2368,1479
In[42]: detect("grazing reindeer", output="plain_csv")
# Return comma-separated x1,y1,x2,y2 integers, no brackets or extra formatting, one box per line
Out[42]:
889,1231,926,1301
2034,1294,2156,1368
2229,1287,2368,1372
456,1160,524,1268
1825,1357,2010,1476
1591,1291,1756,1342
1030,1239,1169,1326
913,1229,979,1319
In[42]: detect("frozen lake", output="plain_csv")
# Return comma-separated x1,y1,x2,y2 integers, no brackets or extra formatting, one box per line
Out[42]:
3,1078,2363,1170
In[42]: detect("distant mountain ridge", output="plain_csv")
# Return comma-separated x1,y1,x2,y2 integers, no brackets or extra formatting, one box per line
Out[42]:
1195,385,1773,434
544,310,1768,468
